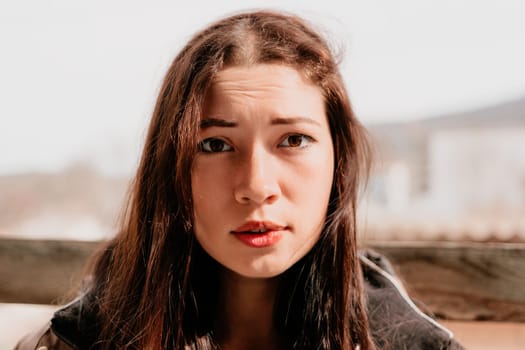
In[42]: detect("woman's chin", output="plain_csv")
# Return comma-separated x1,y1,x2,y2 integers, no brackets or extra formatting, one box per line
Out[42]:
223,260,290,280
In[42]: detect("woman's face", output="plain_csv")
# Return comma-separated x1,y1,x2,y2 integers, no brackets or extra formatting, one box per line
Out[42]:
191,64,334,278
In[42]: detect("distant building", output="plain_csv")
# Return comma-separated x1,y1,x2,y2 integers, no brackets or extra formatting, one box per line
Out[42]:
364,96,525,241
428,128,525,217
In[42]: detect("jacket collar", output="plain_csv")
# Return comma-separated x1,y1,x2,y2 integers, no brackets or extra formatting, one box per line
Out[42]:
359,250,459,349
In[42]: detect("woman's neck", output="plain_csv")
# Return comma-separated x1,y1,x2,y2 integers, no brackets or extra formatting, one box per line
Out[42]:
215,269,285,350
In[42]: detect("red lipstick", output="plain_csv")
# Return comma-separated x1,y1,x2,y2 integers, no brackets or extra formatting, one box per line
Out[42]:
231,221,286,248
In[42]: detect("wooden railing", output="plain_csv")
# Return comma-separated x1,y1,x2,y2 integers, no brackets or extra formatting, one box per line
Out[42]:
1,238,524,322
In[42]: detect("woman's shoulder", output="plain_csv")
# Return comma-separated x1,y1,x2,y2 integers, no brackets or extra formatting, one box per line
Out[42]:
359,249,464,350
14,293,100,350
14,322,73,350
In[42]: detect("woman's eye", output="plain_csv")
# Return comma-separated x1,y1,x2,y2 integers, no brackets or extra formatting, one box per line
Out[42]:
279,134,314,148
199,138,233,153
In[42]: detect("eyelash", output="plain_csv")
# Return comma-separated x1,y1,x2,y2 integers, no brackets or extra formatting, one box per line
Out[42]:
198,134,315,153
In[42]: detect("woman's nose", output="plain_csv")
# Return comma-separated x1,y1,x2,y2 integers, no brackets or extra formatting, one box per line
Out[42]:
233,148,281,205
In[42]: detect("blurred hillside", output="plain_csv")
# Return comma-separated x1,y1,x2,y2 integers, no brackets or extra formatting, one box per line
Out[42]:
1,97,524,242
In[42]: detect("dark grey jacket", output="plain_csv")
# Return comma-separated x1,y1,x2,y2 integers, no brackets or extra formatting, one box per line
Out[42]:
15,251,464,349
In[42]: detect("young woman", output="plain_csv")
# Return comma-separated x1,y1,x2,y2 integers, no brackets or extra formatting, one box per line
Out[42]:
16,10,463,350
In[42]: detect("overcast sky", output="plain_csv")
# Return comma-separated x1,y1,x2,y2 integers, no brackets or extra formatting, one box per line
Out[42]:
1,0,524,175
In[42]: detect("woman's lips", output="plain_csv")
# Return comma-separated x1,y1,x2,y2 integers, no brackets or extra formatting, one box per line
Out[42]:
232,230,283,248
231,221,286,248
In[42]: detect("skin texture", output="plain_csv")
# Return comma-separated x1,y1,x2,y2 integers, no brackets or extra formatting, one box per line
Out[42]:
192,64,335,279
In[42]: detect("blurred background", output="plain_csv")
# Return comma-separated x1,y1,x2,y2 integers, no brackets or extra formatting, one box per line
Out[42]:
1,0,524,348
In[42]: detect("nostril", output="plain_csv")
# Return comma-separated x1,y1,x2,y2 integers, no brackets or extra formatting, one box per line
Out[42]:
234,183,281,205
265,193,279,204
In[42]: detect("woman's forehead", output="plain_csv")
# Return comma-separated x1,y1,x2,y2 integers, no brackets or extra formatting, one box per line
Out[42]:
202,64,325,121
206,64,322,103
213,64,312,84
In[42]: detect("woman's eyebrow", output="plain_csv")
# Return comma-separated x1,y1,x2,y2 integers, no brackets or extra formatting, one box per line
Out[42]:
200,116,321,129
200,118,238,129
271,116,321,126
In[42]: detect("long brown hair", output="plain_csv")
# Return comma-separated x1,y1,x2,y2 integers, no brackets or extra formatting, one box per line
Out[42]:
88,10,375,349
